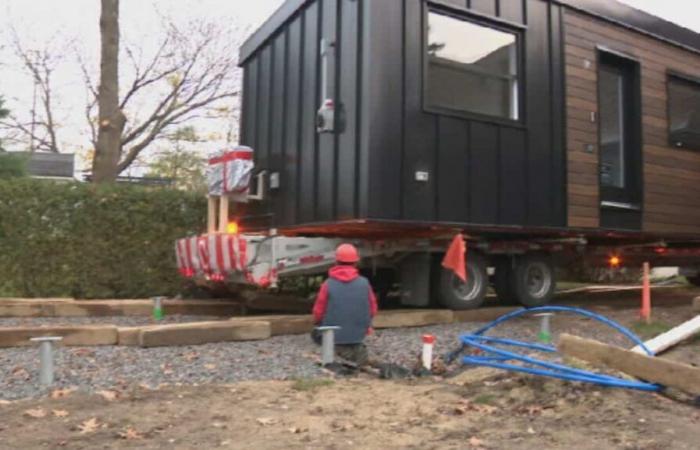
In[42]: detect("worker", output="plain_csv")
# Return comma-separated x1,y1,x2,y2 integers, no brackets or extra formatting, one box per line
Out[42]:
311,243,378,365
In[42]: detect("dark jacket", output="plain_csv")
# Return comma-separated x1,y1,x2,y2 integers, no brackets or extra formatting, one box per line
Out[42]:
312,266,378,344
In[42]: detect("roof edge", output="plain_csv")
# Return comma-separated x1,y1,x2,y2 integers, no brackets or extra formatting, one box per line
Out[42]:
239,0,311,65
556,0,700,56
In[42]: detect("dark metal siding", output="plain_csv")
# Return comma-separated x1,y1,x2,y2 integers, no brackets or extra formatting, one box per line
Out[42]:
240,0,567,229
240,0,365,226
364,0,567,228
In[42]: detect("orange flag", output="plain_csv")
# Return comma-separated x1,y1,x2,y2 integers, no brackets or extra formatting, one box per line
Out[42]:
442,234,467,282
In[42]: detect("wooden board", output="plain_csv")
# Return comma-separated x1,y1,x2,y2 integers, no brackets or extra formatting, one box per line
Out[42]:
138,321,271,348
558,333,700,395
0,325,118,347
631,315,700,355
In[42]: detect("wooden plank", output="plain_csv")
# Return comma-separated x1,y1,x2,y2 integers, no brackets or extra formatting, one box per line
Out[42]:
138,321,271,348
373,309,454,329
631,315,700,355
558,333,700,395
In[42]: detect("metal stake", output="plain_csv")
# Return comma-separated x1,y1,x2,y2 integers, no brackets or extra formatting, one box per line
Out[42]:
316,326,341,366
535,313,554,344
152,296,165,321
30,336,63,387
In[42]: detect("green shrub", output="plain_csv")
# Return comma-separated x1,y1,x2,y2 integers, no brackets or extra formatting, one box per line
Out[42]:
0,178,206,298
0,153,28,179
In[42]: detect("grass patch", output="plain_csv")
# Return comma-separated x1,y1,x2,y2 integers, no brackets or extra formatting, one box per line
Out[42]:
631,320,672,340
291,378,334,392
472,394,498,405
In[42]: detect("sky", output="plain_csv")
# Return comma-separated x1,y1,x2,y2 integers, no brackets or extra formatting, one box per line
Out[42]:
0,0,699,174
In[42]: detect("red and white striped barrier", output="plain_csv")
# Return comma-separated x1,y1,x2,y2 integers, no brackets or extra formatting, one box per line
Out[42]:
175,234,274,287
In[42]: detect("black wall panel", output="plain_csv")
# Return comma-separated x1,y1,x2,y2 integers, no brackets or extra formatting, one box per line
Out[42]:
437,117,469,222
269,33,287,225
256,46,272,170
500,0,525,23
241,59,258,150
336,0,360,219
525,0,554,226
499,127,527,224
549,3,566,226
469,122,500,224
316,0,338,221
282,20,303,226
470,0,497,16
362,0,403,219
403,0,437,221
298,2,320,223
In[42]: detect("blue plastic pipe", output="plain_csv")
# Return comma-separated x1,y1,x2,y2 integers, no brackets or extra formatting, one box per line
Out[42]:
454,305,661,392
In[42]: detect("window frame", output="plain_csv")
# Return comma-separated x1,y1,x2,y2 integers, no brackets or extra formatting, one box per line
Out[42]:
422,3,525,125
666,70,700,152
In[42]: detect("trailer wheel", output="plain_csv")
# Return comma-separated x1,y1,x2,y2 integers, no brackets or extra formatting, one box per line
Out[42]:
687,274,700,287
493,257,517,305
438,252,488,310
511,254,556,307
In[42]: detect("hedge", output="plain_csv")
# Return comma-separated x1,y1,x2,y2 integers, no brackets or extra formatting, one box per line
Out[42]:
0,179,206,298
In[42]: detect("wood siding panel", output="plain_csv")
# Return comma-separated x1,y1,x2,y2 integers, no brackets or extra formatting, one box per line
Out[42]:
563,9,700,234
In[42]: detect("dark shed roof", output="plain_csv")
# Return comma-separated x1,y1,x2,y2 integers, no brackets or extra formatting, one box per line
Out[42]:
15,152,75,178
239,0,700,64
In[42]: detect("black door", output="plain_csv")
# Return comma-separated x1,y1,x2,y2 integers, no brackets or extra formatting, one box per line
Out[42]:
597,52,642,230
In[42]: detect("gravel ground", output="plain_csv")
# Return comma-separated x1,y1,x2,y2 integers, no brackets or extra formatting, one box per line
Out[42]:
1,301,697,401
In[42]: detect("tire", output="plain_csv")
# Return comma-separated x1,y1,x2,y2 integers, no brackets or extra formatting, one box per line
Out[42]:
687,274,700,287
511,254,556,307
438,252,488,310
493,257,518,305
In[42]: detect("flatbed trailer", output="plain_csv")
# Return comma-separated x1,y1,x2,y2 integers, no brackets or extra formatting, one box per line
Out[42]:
176,200,700,310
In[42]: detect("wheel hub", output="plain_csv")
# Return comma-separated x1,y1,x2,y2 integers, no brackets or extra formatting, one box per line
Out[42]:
525,263,551,298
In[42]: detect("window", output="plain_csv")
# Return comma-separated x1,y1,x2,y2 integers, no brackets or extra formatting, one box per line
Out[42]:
668,74,700,150
426,10,520,121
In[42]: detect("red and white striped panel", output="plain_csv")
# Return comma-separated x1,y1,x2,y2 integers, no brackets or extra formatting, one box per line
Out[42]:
176,234,248,278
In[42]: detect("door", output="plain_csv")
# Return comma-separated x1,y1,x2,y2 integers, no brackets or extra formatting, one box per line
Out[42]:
597,52,642,229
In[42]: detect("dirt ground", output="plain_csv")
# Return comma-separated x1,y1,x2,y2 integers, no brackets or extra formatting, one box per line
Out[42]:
1,370,699,449
1,288,698,449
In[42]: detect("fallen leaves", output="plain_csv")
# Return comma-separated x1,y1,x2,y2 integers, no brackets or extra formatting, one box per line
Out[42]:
24,408,47,419
451,399,499,416
256,417,277,426
78,418,100,434
204,363,217,370
52,410,70,418
118,427,144,440
51,388,76,399
288,426,308,434
469,436,485,448
96,390,119,401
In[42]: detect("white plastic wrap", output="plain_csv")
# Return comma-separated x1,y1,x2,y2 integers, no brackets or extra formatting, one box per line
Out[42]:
207,147,254,201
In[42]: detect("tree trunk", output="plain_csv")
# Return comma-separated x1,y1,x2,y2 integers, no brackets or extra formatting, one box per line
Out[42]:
91,0,126,183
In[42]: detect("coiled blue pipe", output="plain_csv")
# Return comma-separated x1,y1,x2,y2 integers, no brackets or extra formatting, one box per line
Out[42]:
455,306,661,392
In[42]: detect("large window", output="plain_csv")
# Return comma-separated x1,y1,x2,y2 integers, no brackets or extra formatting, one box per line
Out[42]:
426,10,520,121
668,74,700,151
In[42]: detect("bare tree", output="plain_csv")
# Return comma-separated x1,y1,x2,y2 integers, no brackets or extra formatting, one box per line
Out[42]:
91,0,126,183
0,30,66,153
85,11,244,181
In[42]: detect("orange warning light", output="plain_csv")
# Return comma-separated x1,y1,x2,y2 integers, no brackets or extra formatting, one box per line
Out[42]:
226,221,239,235
609,256,621,268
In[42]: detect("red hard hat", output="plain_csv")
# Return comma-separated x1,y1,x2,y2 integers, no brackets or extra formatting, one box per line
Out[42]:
335,243,360,263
